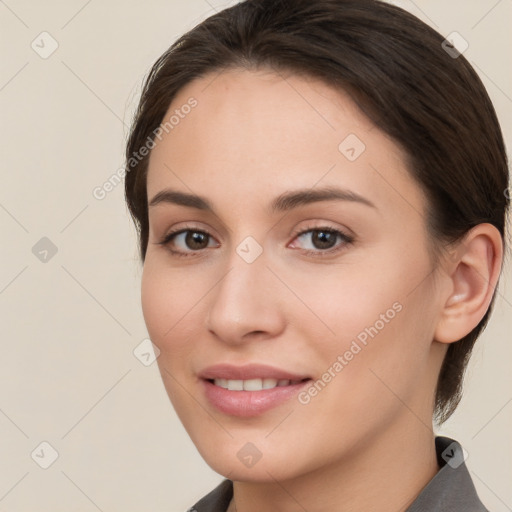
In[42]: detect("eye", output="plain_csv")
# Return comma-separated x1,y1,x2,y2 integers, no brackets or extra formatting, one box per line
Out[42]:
155,224,354,258
156,226,219,257
289,226,354,256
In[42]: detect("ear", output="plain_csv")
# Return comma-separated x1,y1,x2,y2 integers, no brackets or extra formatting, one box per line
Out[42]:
434,223,504,344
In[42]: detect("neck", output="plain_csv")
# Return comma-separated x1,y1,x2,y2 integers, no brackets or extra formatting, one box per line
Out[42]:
227,415,440,512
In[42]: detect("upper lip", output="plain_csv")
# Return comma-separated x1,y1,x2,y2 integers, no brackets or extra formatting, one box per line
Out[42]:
199,363,310,381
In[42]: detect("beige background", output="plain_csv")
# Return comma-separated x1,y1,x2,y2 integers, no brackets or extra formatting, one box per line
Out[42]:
0,0,511,510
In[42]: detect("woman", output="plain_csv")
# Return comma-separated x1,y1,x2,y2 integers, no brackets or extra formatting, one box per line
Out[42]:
124,0,509,510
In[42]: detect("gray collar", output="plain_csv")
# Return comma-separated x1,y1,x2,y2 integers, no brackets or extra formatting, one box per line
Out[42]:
405,436,488,511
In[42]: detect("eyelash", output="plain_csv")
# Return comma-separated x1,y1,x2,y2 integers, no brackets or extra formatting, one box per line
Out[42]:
155,223,355,259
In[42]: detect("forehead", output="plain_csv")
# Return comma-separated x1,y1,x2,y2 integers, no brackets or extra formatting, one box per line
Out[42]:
153,67,377,160
146,68,426,220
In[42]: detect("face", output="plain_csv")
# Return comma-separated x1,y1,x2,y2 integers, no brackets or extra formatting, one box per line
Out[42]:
142,68,447,482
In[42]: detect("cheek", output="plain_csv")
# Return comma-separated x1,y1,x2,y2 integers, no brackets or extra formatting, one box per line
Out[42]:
140,262,168,341
141,260,202,412
141,259,199,352
286,260,400,349
300,249,436,392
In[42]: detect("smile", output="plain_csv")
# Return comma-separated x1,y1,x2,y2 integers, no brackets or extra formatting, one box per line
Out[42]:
199,364,312,416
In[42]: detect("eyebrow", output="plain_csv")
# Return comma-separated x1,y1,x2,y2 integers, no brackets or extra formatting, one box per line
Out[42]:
148,186,376,213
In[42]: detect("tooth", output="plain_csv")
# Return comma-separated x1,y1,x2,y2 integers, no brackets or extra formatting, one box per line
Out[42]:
213,378,297,390
262,378,278,389
214,378,229,389
243,378,263,391
227,379,244,391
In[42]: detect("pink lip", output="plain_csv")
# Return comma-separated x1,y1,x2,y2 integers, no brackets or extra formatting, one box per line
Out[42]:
198,364,312,417
198,363,309,381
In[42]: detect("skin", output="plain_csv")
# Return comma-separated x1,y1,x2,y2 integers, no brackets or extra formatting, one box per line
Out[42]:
141,67,502,512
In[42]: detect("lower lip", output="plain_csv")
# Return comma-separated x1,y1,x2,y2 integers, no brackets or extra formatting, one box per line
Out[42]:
202,379,311,417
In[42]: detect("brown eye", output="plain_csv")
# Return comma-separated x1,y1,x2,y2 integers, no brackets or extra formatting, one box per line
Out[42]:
310,230,338,250
158,228,219,257
290,227,354,256
184,231,210,250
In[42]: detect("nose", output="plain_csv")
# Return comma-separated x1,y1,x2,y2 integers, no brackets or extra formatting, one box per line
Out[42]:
205,247,286,346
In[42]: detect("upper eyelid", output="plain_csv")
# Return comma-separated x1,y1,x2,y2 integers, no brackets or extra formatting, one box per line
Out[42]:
164,222,348,238
292,223,350,236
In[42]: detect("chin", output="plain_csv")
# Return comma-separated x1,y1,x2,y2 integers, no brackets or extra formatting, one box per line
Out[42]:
190,434,313,483
202,453,295,483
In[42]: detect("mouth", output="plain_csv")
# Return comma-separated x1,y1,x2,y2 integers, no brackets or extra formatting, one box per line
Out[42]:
199,364,312,417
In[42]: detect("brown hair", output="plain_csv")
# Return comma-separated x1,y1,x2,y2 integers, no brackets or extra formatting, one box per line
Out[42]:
124,0,509,423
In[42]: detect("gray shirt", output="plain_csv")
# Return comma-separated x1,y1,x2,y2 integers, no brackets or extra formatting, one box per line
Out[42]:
188,436,489,511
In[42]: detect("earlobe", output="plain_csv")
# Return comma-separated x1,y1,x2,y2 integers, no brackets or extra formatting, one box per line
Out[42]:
434,223,503,344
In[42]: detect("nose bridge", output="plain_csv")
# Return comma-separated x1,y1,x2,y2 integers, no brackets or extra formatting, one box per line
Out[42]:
205,238,284,343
